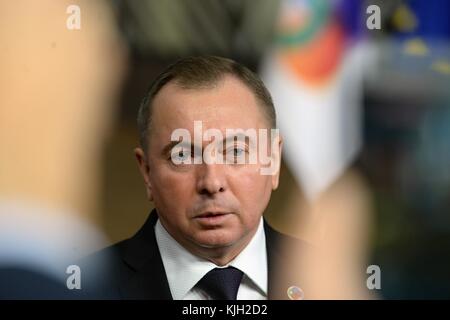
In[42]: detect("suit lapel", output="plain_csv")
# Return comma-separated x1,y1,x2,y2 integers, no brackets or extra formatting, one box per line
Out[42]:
119,210,172,299
265,220,285,299
265,221,308,300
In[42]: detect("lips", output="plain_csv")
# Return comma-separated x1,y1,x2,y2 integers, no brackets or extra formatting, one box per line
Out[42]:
195,211,230,218
193,211,233,226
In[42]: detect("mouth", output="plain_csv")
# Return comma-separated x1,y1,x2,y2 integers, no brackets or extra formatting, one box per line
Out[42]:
193,211,233,225
196,211,230,218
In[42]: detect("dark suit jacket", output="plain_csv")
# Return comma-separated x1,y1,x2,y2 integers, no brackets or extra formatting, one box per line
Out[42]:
79,209,307,300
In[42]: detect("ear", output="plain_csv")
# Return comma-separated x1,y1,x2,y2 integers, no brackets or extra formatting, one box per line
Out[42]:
271,134,283,190
134,147,154,201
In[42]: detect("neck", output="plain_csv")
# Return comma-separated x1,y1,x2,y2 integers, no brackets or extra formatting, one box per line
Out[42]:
161,219,260,266
193,233,257,266
198,241,251,266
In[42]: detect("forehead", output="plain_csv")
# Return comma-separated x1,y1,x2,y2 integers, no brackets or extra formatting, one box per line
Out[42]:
150,76,268,143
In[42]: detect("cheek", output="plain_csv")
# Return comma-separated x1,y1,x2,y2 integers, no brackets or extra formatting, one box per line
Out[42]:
151,168,195,210
230,169,273,216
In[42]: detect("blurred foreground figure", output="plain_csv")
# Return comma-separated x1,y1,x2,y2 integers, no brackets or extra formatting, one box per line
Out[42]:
0,0,126,298
272,169,376,299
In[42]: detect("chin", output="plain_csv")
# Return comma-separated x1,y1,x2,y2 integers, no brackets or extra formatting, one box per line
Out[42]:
193,230,239,249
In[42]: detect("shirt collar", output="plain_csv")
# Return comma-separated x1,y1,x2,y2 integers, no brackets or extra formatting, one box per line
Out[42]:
155,217,267,300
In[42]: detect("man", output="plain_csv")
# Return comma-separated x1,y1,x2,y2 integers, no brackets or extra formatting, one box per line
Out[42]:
83,56,307,300
0,0,126,299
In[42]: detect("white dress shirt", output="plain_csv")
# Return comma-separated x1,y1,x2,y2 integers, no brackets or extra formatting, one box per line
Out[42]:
155,217,268,300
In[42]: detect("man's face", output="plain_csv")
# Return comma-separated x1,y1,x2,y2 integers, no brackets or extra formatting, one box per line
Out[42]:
135,76,281,258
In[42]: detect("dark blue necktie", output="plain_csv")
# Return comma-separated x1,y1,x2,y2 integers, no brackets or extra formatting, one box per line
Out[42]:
196,266,244,300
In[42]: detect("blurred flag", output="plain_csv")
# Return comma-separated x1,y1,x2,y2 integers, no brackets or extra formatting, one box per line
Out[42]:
391,0,450,39
387,0,450,77
261,0,368,199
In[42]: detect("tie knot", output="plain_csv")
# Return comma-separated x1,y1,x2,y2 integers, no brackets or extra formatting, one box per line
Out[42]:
196,266,244,300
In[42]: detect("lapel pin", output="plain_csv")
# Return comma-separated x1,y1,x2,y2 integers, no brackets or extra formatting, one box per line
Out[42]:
287,286,304,300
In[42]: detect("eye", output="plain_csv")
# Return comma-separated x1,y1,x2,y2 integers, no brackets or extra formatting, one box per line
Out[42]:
170,148,192,164
225,145,247,164
233,147,244,157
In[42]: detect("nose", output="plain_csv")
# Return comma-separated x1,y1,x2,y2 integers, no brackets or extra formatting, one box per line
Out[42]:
196,163,227,196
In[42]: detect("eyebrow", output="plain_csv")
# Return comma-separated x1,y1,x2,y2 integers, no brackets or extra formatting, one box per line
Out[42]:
161,140,202,158
223,132,250,145
161,140,184,157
